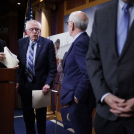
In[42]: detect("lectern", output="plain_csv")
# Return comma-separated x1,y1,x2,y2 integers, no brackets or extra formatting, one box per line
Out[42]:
0,68,16,134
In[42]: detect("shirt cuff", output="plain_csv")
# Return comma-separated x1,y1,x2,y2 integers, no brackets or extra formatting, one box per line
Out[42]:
74,96,78,99
101,93,111,102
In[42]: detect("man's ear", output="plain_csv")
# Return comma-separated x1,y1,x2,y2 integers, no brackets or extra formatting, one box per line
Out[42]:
25,29,28,35
71,23,75,31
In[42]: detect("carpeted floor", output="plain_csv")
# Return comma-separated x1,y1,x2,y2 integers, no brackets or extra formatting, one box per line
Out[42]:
14,110,74,134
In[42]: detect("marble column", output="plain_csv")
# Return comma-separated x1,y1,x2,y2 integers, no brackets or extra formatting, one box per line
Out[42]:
39,2,56,38
34,6,41,24
38,2,56,119
41,7,51,38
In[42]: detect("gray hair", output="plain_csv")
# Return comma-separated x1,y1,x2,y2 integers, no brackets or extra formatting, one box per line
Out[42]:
69,11,89,31
25,20,42,30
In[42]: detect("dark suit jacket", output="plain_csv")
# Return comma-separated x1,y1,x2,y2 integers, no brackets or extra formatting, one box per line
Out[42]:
17,36,57,90
0,39,6,68
62,52,67,68
86,0,134,121
60,32,95,108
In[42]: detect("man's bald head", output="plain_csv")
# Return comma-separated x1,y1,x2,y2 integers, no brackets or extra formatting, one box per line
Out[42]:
69,11,89,31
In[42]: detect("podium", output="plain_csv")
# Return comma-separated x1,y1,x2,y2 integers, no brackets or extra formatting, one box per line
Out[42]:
0,69,16,134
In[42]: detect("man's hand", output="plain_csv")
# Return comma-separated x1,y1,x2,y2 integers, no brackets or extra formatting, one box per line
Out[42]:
105,94,134,117
110,98,134,117
16,83,19,92
42,84,50,95
74,97,79,104
104,94,125,110
0,53,6,60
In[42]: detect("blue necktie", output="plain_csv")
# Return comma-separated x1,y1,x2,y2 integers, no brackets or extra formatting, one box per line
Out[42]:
27,42,35,82
117,3,132,56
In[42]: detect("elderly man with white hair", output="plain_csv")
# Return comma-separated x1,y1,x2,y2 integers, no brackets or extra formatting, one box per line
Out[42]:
60,11,95,134
16,20,57,134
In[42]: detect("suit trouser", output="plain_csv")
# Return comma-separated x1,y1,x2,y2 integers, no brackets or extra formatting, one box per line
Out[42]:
19,81,47,134
68,101,93,134
94,113,134,134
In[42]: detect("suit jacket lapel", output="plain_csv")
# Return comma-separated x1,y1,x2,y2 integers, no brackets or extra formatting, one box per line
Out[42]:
108,0,119,58
63,42,74,69
119,21,134,61
62,52,67,69
35,36,44,64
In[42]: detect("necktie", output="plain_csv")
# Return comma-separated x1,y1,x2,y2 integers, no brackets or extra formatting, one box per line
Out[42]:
27,42,35,82
117,3,132,56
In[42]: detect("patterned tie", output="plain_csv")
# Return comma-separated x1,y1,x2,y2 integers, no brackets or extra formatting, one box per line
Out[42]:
117,3,132,56
27,42,35,82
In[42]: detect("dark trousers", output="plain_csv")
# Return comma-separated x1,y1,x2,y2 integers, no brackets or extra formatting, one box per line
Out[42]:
22,107,47,134
68,101,93,134
94,113,134,134
19,81,47,134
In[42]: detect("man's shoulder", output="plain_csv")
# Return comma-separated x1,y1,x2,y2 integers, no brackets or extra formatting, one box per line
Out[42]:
18,37,29,42
39,36,54,48
0,39,6,48
96,0,117,13
76,32,89,43
81,32,89,38
73,32,90,49
39,36,52,43
0,39,6,44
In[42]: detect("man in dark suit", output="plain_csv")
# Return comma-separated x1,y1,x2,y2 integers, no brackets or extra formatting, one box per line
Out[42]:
60,11,95,134
86,0,134,133
0,39,6,68
17,20,57,134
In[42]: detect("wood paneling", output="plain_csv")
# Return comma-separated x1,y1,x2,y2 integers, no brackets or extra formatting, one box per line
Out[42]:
57,84,62,112
56,111,62,121
67,0,86,10
0,83,15,134
52,2,64,35
31,0,65,4
9,12,18,54
89,0,96,2
0,69,16,81
0,69,16,134
0,15,10,47
0,12,18,54
64,0,110,16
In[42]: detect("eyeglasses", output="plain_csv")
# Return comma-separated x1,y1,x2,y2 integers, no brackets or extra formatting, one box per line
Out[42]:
27,28,40,32
65,21,72,25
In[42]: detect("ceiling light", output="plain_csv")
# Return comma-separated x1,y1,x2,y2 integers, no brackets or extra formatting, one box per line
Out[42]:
17,3,21,5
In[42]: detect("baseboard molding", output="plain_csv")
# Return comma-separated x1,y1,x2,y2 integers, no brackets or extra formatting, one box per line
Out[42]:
55,111,62,122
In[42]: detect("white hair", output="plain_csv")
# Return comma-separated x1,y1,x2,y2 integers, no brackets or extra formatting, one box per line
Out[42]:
69,11,89,31
25,20,42,30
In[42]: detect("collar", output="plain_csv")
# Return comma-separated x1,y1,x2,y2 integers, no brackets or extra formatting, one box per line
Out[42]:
119,0,134,10
29,37,39,44
73,31,85,42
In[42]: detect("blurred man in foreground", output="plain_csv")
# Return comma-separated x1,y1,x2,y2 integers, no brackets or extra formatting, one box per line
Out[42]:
86,0,134,133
